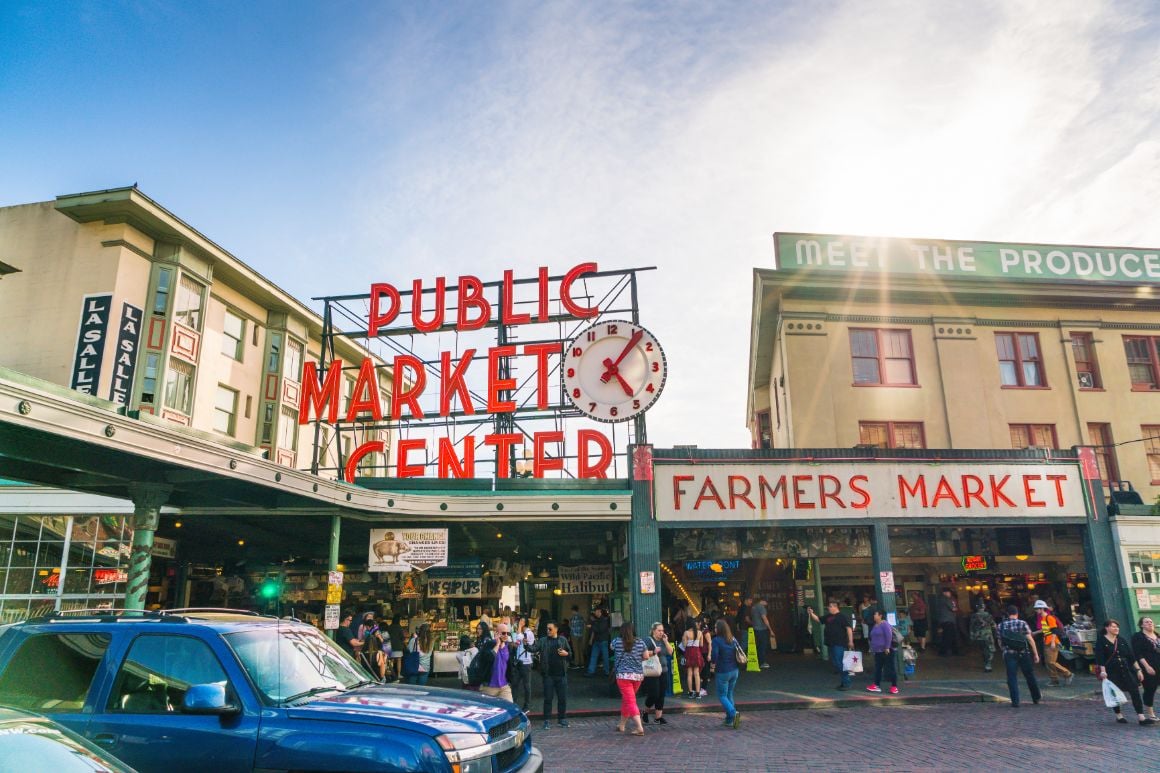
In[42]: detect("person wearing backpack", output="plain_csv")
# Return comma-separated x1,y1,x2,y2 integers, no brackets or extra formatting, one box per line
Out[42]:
1034,599,1073,687
969,603,998,672
996,605,1041,707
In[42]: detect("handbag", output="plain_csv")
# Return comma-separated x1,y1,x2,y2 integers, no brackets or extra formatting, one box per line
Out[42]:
841,650,863,674
402,639,421,677
642,653,662,677
734,640,748,665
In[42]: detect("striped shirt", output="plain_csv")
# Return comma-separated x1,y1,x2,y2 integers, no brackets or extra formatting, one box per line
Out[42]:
611,637,649,680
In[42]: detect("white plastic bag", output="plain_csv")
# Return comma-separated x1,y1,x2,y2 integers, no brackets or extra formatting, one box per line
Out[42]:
1102,678,1129,708
842,650,864,674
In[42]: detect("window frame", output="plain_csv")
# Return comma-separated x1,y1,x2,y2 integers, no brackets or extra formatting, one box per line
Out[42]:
995,332,1047,388
1124,336,1160,391
213,385,239,437
173,274,205,332
849,328,918,387
1086,423,1119,485
1143,425,1160,484
221,310,245,361
1070,332,1102,390
1009,423,1058,450
858,421,926,449
163,358,195,415
107,633,231,714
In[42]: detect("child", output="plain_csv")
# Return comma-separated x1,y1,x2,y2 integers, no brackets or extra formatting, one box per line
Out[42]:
456,634,479,690
896,609,912,644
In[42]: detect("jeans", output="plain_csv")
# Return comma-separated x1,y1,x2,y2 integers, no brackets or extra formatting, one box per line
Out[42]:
754,629,770,665
404,672,430,685
829,644,851,687
872,651,896,687
1003,651,1041,706
512,662,532,708
716,668,739,720
541,674,567,721
587,640,609,675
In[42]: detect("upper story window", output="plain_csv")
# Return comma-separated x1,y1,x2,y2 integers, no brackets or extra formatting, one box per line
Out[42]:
1009,423,1057,449
163,358,195,414
850,329,916,386
1124,336,1160,390
1143,426,1160,483
1070,332,1101,389
285,339,304,382
174,275,205,331
222,310,245,361
213,385,238,436
278,406,299,451
859,421,925,449
755,411,772,449
152,268,172,315
1087,423,1118,484
995,332,1046,387
266,332,282,373
1129,550,1160,585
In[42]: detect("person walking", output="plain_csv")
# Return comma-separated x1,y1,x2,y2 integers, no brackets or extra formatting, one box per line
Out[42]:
1034,599,1073,687
1131,617,1160,722
404,624,434,685
456,634,478,690
610,622,655,735
478,622,518,702
386,615,406,682
997,605,1041,708
586,607,611,677
935,589,960,656
866,609,899,695
680,619,703,699
734,597,753,654
568,606,587,669
512,617,536,711
909,592,928,652
642,622,672,725
808,602,854,691
708,619,742,729
1095,619,1153,725
969,603,997,672
751,597,773,669
534,621,571,730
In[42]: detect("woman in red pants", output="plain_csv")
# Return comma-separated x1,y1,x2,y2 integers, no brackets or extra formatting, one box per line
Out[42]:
610,622,656,735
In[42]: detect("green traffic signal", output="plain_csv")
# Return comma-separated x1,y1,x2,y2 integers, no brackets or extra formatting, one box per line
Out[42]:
259,579,280,599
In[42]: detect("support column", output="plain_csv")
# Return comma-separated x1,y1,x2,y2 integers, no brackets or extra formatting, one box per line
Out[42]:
328,514,342,640
1076,448,1126,624
628,446,661,629
870,524,897,618
812,559,825,658
125,483,171,611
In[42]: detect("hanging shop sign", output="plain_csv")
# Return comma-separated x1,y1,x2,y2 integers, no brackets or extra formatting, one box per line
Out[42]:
70,293,112,395
961,555,990,572
367,528,448,572
327,571,344,605
298,263,666,481
558,564,613,594
108,302,143,405
775,233,1160,286
655,461,1086,521
426,574,483,599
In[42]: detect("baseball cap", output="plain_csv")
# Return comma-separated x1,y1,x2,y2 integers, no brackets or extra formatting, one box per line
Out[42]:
1033,600,1049,609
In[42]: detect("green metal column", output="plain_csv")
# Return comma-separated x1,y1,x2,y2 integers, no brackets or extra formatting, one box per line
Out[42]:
125,484,171,611
1076,449,1127,625
812,559,825,658
328,514,342,640
628,446,661,629
870,524,897,618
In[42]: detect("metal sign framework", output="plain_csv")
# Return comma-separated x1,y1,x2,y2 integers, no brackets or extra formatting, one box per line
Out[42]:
310,266,655,482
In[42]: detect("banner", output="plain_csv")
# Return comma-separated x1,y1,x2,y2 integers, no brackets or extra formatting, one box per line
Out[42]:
426,574,483,599
108,302,143,405
70,293,112,395
368,528,448,572
558,564,613,594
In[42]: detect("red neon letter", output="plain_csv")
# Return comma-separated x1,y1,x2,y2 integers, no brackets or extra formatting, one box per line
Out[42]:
484,433,523,478
345,358,384,422
298,359,343,425
487,345,517,413
396,438,427,478
897,475,928,508
673,474,695,509
533,431,565,477
344,440,384,483
501,269,531,325
537,266,550,322
1022,475,1046,507
438,435,475,478
578,429,613,478
368,283,400,336
560,262,599,318
1046,474,1068,506
390,355,427,420
412,277,446,333
457,275,491,330
439,349,476,416
524,341,561,410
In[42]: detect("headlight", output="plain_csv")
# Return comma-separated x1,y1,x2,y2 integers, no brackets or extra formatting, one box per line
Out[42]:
436,733,492,773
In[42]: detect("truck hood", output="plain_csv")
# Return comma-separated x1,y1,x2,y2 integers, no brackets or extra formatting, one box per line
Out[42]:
287,683,517,735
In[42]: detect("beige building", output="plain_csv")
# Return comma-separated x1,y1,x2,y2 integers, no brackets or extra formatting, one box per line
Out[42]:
749,232,1160,504
0,186,390,474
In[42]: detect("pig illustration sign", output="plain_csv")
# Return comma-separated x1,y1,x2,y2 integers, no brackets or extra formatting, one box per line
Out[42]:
368,528,448,572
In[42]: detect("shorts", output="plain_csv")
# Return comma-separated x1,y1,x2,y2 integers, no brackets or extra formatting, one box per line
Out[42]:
912,620,928,637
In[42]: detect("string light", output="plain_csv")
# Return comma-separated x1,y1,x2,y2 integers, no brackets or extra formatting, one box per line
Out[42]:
658,562,699,616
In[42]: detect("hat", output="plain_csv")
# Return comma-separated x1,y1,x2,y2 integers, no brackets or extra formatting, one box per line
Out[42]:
1033,600,1049,609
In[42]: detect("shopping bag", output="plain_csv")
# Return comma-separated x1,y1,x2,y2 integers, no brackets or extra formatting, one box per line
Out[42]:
1102,679,1129,708
842,650,864,674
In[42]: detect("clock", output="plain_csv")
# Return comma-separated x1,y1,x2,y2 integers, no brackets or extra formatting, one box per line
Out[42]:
561,319,667,422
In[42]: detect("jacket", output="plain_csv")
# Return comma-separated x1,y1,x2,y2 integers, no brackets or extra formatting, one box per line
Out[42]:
533,635,571,677
473,637,519,684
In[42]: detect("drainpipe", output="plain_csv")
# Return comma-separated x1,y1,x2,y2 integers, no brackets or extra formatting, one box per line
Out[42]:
125,484,172,611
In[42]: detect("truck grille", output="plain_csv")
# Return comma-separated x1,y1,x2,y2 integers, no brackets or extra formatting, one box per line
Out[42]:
496,745,525,772
488,715,522,741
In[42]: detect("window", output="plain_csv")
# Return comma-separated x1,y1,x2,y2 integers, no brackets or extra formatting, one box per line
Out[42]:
213,385,238,436
221,310,245,360
152,268,172,315
995,333,1046,387
1009,424,1057,449
1070,332,1101,389
1144,426,1160,483
141,352,160,404
850,329,916,385
1087,423,1118,484
1130,551,1160,585
1124,336,1160,390
260,402,275,445
108,635,229,714
163,358,195,414
0,633,110,712
756,411,772,449
858,421,925,449
173,275,205,331
284,339,303,382
277,406,298,451
266,332,282,373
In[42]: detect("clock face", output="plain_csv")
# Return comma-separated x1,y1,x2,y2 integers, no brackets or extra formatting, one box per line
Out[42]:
561,320,667,423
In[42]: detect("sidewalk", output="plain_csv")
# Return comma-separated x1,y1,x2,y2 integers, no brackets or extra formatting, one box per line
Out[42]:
427,650,1100,718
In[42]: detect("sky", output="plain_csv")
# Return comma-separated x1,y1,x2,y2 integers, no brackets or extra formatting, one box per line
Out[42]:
2,0,1159,450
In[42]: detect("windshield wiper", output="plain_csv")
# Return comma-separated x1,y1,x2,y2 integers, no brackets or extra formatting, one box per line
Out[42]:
347,679,378,689
282,685,343,704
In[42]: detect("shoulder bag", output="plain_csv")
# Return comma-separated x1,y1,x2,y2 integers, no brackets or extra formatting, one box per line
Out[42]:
733,640,748,665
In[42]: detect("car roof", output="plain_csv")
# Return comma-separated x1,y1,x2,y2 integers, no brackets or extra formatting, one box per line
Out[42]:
14,608,316,632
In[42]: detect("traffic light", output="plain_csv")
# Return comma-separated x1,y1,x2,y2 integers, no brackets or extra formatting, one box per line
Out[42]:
259,577,281,600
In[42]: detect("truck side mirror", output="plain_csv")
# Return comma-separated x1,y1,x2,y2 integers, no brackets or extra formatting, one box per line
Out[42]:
182,683,241,716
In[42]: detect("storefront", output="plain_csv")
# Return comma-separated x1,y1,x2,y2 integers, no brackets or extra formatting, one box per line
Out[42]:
1111,506,1160,624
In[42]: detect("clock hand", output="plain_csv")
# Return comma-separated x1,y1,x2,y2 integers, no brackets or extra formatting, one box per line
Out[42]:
600,330,643,383
599,358,634,395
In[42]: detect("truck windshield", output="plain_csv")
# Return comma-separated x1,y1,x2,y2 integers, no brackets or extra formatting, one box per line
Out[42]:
225,625,372,703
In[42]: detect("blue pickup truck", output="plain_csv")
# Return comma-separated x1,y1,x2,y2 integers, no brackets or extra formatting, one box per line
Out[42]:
0,609,542,773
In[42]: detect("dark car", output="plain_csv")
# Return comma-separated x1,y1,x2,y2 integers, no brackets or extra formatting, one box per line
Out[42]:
0,705,136,772
0,610,541,773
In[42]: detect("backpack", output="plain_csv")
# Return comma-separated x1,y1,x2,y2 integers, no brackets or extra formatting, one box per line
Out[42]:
466,646,491,686
1000,626,1029,652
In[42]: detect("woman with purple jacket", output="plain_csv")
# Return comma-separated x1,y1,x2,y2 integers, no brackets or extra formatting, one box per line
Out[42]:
867,609,899,695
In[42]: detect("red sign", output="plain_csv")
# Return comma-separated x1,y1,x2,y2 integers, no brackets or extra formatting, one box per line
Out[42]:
961,555,988,572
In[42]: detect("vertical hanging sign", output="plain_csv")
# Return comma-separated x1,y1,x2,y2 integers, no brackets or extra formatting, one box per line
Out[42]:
108,302,143,405
71,293,113,395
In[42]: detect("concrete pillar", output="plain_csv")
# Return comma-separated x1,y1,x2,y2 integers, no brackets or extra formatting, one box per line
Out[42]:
125,483,171,611
628,446,661,629
870,524,897,618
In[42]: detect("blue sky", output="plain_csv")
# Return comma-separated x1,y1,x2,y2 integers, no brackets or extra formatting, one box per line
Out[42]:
3,1,1159,448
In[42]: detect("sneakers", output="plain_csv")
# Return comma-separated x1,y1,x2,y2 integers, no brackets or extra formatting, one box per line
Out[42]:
698,688,708,697
889,686,899,695
1064,674,1074,686
866,685,882,693
642,714,650,724
761,663,771,670
558,720,569,728
1141,718,1158,726
542,721,550,730
655,717,668,725
732,712,742,729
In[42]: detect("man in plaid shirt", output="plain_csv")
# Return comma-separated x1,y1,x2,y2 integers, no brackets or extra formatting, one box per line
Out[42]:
997,605,1041,707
